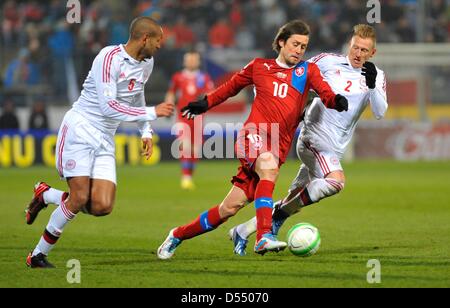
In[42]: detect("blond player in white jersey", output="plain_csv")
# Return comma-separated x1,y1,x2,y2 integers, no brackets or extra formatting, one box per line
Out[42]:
230,24,388,256
25,17,174,268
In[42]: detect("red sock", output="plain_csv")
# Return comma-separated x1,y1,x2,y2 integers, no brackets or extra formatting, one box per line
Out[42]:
181,158,194,177
255,180,275,241
173,205,224,240
189,157,197,176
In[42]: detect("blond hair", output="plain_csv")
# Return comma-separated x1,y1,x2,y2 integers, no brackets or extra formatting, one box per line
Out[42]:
353,24,377,47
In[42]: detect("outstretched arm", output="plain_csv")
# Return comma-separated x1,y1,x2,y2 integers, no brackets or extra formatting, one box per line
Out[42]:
93,50,157,122
308,63,348,112
181,60,255,119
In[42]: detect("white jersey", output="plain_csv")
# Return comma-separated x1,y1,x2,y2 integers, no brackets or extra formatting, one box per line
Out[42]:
300,53,388,157
72,44,156,138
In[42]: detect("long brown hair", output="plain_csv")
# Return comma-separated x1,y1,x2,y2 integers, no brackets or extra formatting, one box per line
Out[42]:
272,20,310,53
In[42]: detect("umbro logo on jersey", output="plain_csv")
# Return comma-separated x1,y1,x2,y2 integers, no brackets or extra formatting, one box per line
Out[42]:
264,63,273,71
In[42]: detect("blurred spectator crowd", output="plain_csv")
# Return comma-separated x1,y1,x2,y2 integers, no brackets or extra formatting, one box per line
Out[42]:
0,0,449,111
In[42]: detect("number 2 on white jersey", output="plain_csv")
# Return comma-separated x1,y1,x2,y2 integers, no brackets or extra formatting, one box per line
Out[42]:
345,80,352,92
273,82,288,98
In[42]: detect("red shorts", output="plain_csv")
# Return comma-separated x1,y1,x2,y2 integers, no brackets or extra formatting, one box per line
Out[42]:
231,131,280,202
231,165,260,203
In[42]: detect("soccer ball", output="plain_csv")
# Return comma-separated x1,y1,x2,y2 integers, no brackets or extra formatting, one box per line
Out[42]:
287,223,321,257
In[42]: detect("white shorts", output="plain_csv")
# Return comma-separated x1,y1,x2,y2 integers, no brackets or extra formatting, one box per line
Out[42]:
288,136,343,192
55,109,117,184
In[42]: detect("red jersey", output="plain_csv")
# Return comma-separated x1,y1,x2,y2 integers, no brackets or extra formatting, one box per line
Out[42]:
169,70,214,121
207,58,337,164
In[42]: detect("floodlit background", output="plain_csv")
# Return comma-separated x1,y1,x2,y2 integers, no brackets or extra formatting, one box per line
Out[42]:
1,0,449,165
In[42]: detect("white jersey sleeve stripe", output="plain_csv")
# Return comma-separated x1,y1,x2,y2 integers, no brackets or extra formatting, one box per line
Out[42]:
103,47,120,83
310,53,344,64
102,47,116,82
107,100,147,116
311,53,329,64
106,48,120,82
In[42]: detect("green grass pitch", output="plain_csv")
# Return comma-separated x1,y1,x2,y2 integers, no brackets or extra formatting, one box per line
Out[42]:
0,160,449,288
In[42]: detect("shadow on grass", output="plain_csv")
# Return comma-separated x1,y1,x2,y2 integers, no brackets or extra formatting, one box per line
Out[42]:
3,244,449,270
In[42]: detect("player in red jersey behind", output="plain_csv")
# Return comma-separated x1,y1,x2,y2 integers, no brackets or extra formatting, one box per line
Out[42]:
157,20,348,259
165,51,214,190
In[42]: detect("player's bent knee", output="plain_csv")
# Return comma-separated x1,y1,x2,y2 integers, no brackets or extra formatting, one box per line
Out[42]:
255,152,279,176
89,199,115,217
90,205,114,217
308,178,344,203
257,168,279,181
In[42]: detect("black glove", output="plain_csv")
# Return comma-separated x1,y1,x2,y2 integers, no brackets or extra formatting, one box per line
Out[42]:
180,96,209,119
362,61,377,89
334,94,348,112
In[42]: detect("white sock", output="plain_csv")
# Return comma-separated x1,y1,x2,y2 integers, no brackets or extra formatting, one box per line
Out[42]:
43,188,67,206
236,216,257,239
32,200,75,256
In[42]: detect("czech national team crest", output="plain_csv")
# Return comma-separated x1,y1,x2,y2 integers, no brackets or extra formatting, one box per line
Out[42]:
291,62,309,94
295,66,305,77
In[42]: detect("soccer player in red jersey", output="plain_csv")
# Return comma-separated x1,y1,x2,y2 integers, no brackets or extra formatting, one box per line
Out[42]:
165,51,214,190
157,20,348,259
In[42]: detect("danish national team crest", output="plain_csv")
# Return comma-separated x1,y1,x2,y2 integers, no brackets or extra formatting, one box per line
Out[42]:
330,156,340,166
66,159,76,170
